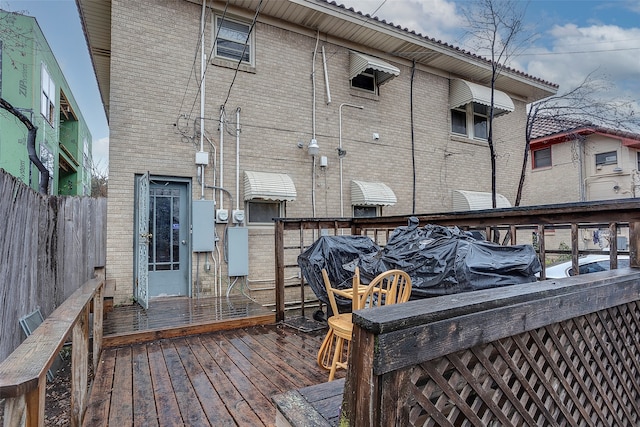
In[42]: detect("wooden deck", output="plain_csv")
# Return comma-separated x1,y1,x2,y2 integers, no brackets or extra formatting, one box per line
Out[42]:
85,296,341,426
103,296,275,347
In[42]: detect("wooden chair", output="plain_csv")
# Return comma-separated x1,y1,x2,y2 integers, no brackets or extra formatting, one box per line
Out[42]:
321,268,412,381
317,267,362,371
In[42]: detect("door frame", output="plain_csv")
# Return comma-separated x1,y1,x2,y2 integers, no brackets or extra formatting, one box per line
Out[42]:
134,174,192,303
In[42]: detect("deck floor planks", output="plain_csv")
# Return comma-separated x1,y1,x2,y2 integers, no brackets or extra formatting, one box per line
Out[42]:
199,333,275,423
83,347,117,427
108,347,134,426
172,337,236,426
131,344,159,427
237,328,328,384
188,335,265,426
85,323,334,426
160,339,211,426
146,341,184,427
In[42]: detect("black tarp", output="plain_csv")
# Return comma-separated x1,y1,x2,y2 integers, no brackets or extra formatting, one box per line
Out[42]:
298,218,541,306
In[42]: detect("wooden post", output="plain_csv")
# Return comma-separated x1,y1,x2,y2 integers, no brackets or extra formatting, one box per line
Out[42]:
538,225,546,280
275,220,285,322
630,222,640,268
71,305,89,427
342,323,378,426
571,223,579,274
609,222,618,269
92,268,105,370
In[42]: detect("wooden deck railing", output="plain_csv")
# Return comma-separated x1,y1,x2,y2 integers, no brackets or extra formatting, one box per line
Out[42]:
342,267,640,425
0,267,105,427
274,199,640,321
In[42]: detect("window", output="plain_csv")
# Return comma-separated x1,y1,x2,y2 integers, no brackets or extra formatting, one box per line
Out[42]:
637,151,640,171
533,147,552,169
353,206,379,218
450,103,488,140
595,151,617,166
351,69,377,93
214,15,253,65
246,200,283,224
41,64,55,126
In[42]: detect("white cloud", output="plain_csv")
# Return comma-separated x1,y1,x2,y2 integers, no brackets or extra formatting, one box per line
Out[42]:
525,23,640,107
341,0,463,42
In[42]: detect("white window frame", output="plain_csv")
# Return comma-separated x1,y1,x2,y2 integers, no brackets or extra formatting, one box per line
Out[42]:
213,14,254,66
352,205,380,218
350,68,377,94
41,64,55,126
246,200,284,225
595,151,617,167
451,102,489,141
533,147,552,169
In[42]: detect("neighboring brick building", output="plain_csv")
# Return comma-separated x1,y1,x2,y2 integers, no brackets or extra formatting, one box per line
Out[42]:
523,116,640,253
0,10,93,196
77,0,557,307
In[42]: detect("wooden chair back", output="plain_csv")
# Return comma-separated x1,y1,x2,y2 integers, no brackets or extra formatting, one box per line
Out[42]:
360,269,412,309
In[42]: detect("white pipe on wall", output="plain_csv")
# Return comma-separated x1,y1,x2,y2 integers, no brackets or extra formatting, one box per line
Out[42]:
338,103,363,217
199,0,207,199
219,106,225,209
236,107,241,211
322,45,331,105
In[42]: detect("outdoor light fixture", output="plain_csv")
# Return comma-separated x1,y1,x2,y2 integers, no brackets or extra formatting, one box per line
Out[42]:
337,147,347,158
308,139,320,157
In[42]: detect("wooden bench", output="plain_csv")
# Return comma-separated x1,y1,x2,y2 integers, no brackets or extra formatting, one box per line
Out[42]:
273,379,344,427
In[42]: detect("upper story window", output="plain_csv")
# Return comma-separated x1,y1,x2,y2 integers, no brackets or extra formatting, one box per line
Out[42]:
451,103,489,140
214,15,253,65
449,79,514,141
41,64,55,126
349,51,399,95
533,147,552,169
595,151,617,167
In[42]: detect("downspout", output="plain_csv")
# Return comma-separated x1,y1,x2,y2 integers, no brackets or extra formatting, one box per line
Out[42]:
322,45,331,105
311,31,319,217
410,60,416,214
338,103,363,217
199,0,207,199
219,106,225,209
0,99,49,193
236,107,241,213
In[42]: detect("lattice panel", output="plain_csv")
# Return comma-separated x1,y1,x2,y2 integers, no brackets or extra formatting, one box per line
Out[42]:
404,301,640,426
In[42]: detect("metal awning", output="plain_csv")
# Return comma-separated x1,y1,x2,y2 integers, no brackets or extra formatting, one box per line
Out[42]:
244,171,297,201
452,190,511,211
351,180,397,206
450,79,515,116
350,51,400,86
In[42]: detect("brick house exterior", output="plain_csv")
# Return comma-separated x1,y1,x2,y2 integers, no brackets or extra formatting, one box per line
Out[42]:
522,117,640,253
77,0,556,306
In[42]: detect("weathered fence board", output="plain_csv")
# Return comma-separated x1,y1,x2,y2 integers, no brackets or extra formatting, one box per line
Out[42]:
0,170,106,361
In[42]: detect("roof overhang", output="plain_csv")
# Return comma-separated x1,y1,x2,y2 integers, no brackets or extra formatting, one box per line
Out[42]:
450,79,514,116
349,51,400,86
76,0,558,119
351,180,396,206
244,171,297,201
531,128,640,150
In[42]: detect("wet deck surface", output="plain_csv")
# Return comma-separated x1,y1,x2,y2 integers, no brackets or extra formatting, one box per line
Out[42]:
86,296,340,426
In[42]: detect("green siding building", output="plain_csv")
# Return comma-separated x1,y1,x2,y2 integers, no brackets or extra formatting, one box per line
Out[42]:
0,10,92,195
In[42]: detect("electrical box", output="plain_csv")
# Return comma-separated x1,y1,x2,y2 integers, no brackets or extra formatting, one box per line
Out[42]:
195,151,209,165
227,227,248,276
192,200,215,252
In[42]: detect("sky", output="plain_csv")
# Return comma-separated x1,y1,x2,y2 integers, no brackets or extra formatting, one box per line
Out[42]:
2,0,640,172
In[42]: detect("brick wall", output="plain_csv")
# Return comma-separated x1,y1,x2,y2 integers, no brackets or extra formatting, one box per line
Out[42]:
108,0,533,305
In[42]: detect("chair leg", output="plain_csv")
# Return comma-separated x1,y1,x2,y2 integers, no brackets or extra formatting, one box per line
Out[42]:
328,336,344,382
317,328,335,370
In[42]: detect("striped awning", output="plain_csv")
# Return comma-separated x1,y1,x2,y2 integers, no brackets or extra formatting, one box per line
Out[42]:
450,79,515,116
350,51,400,86
244,171,297,201
351,180,397,206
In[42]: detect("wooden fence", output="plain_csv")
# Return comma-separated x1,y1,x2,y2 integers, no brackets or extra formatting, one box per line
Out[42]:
0,170,106,361
343,267,640,425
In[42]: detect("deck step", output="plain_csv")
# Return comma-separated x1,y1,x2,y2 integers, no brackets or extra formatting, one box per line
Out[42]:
273,379,344,427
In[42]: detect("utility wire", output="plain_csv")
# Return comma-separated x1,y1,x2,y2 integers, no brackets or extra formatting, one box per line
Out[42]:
221,0,264,110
